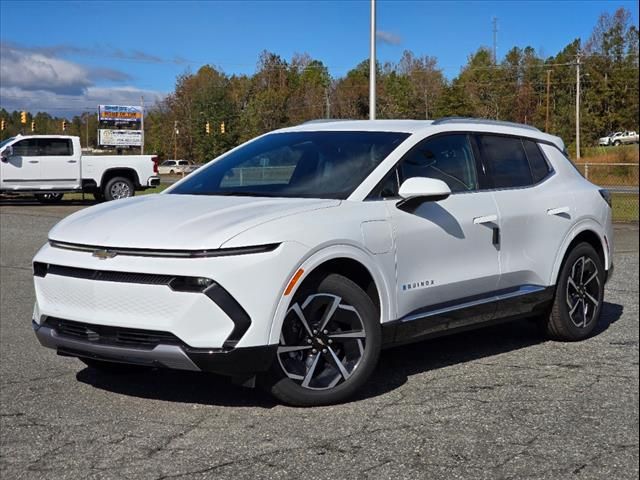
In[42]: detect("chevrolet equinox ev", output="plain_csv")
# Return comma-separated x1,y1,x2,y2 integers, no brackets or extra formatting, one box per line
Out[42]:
32,119,614,406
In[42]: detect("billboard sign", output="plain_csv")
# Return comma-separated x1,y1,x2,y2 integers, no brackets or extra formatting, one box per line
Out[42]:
98,129,142,147
98,105,143,122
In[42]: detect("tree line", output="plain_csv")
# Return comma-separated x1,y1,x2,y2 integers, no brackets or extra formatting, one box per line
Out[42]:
1,7,637,162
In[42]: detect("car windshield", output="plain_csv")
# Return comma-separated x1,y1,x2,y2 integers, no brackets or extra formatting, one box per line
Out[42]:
0,137,16,150
168,131,410,199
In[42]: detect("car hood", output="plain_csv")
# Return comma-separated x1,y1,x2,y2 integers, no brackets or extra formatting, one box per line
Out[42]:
49,194,340,250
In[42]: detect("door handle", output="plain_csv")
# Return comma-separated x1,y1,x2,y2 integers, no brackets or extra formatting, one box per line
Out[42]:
473,214,498,225
28,160,39,164
67,160,77,163
547,206,570,216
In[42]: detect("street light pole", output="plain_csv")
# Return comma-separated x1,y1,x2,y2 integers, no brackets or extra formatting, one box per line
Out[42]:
369,0,376,120
576,51,581,160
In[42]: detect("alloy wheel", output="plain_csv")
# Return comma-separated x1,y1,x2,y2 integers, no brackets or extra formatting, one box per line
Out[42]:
277,293,367,390
566,255,601,328
110,181,132,199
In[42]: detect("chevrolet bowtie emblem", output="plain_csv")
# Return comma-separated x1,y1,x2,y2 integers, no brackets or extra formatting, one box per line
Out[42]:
92,249,117,260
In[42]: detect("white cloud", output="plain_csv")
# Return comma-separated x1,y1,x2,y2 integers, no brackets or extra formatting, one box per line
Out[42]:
376,30,402,46
1,45,91,95
0,43,165,116
0,85,165,116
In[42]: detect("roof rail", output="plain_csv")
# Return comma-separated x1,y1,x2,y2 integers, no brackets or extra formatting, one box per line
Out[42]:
432,117,540,132
302,119,355,124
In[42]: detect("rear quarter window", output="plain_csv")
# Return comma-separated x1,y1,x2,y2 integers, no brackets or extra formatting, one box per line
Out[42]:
523,140,552,183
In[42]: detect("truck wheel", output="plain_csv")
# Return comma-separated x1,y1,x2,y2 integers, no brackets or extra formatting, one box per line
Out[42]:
35,193,64,204
103,177,135,201
613,140,621,146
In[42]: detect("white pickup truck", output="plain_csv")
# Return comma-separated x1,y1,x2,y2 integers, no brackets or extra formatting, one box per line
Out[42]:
0,135,159,202
598,130,640,146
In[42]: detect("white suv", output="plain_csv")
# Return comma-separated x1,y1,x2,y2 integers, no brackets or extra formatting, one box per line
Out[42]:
32,119,614,406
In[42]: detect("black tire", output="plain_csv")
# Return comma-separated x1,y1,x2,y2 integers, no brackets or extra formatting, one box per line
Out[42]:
260,273,381,406
80,358,148,374
103,176,135,201
93,191,105,202
541,242,605,341
613,140,621,146
169,169,175,175
35,193,64,203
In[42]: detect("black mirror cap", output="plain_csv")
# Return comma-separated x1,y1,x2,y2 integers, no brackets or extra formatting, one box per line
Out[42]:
396,192,451,212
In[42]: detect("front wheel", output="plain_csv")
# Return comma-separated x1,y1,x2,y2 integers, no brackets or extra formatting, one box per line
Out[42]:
35,193,64,203
540,242,605,341
261,273,381,406
103,176,135,201
613,140,621,146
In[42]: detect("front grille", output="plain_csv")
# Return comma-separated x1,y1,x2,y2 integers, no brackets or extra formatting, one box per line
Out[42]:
35,263,173,285
45,317,183,350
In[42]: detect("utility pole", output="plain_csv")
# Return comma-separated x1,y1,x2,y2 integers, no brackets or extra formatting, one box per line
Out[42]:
492,17,498,65
85,112,89,148
324,87,331,119
140,95,145,154
369,0,376,120
545,70,552,132
174,121,178,160
576,51,582,160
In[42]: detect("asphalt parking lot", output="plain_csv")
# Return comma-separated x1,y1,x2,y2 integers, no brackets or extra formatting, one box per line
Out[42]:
1,199,638,480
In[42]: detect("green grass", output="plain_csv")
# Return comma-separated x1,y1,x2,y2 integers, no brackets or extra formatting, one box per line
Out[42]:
612,193,639,223
64,184,167,201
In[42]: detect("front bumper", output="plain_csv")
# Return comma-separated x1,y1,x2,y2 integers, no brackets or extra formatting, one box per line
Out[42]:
33,320,277,375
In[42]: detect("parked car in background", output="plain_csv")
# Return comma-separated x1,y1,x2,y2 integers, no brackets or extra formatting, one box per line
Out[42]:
598,130,639,146
158,159,199,175
32,118,613,406
0,135,159,202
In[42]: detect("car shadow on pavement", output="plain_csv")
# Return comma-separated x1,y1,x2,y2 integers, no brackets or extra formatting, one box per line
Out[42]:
75,301,624,407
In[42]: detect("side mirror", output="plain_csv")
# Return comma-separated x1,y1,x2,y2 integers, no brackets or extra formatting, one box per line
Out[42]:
0,145,12,162
397,177,451,210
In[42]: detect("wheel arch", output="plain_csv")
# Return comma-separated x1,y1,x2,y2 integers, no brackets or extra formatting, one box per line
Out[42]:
267,245,394,345
100,168,140,188
550,221,609,286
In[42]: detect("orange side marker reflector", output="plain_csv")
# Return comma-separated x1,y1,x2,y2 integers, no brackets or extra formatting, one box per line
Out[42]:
284,268,304,296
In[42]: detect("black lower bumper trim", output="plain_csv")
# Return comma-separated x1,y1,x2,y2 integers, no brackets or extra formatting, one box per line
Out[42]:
33,320,276,376
184,345,277,375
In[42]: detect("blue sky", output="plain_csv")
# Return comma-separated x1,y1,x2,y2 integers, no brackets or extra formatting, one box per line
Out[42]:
1,0,638,114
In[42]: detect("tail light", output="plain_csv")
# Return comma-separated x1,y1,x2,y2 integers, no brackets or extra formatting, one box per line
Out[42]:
152,156,158,174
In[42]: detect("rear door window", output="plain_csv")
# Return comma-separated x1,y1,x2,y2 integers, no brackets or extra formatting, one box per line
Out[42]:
38,138,73,156
477,135,532,188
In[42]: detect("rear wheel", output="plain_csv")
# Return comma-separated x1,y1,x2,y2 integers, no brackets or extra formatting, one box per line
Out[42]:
261,273,381,406
541,242,605,341
103,176,135,201
613,140,621,146
35,193,63,203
